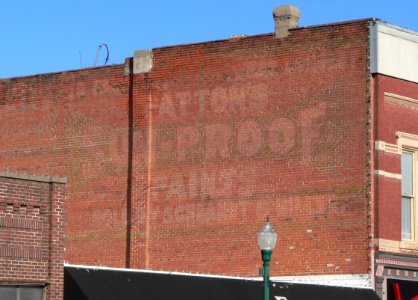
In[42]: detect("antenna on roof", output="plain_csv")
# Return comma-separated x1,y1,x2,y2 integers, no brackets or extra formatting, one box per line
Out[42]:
93,43,109,67
79,51,83,68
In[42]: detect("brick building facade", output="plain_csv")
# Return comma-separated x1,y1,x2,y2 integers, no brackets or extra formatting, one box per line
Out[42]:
1,5,418,299
0,172,66,300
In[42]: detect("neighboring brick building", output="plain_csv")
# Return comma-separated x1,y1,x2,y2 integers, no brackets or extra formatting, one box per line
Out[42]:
0,5,418,299
370,23,418,298
0,172,66,300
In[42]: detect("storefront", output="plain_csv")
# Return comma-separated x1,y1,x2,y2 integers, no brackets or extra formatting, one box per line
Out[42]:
387,279,418,300
65,265,380,300
375,253,418,299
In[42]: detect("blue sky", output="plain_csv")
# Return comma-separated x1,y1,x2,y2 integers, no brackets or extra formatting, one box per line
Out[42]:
1,0,418,79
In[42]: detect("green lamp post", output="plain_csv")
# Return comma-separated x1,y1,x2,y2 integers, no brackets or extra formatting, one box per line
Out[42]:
258,217,278,300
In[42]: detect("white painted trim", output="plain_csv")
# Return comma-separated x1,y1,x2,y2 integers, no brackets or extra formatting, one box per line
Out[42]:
65,264,372,289
369,20,378,74
374,170,402,180
385,92,418,105
375,238,401,253
64,263,259,281
376,22,418,43
270,274,371,289
370,21,418,83
375,140,401,155
397,131,418,149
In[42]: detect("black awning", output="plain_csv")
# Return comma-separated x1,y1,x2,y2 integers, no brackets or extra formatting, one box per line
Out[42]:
65,266,380,300
270,282,380,300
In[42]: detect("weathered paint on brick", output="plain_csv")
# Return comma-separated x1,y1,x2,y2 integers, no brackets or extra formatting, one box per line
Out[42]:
0,20,372,277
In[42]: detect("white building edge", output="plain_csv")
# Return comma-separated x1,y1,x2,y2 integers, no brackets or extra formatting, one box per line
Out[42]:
370,19,418,84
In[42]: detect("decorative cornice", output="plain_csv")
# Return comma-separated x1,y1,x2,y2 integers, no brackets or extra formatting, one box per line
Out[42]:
385,92,418,110
376,257,418,269
397,131,418,149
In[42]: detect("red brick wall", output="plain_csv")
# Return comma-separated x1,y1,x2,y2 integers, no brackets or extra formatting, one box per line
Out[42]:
0,173,65,300
130,20,371,276
0,66,131,267
373,74,418,244
0,20,371,277
374,75,418,143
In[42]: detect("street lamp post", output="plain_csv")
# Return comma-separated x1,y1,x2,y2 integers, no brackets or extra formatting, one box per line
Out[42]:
258,217,278,300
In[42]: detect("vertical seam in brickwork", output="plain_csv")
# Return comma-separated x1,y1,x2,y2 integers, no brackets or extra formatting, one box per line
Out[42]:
47,182,54,299
126,58,134,268
145,75,153,269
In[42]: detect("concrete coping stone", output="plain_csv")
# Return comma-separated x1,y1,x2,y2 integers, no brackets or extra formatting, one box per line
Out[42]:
0,171,67,184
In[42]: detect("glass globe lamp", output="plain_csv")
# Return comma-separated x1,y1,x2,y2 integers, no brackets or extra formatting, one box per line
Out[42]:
257,217,277,251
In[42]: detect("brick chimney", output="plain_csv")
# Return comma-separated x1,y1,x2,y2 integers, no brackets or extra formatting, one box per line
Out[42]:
272,5,301,38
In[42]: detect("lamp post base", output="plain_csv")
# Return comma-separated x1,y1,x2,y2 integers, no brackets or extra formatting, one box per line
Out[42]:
261,250,272,300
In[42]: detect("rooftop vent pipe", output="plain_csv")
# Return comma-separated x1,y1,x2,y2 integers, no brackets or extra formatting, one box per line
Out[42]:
272,5,301,38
